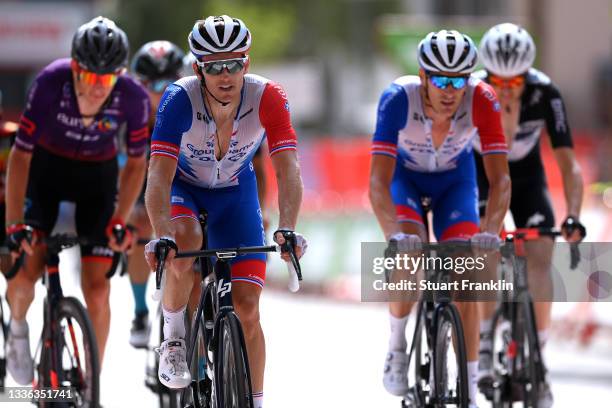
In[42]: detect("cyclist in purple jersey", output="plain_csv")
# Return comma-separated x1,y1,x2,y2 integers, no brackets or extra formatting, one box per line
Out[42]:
475,23,586,407
4,16,149,385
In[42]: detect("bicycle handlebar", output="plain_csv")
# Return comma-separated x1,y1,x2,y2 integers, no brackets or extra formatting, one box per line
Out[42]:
1,231,125,281
153,243,303,298
502,227,581,269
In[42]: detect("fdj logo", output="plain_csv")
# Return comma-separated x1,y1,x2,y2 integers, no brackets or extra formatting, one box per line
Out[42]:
217,279,232,298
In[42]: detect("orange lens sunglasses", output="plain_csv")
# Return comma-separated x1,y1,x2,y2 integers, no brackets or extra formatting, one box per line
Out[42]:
488,74,525,89
71,60,120,87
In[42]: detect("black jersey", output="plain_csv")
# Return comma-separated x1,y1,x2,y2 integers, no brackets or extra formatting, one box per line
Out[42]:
473,68,573,180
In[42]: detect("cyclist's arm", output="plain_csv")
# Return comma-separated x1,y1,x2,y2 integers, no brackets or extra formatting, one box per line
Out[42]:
271,150,302,230
145,83,191,238
481,155,510,233
369,83,407,239
6,67,57,225
113,155,147,222
5,147,32,225
553,147,583,217
145,155,178,239
473,82,511,234
113,81,151,222
369,155,399,240
544,84,583,218
260,81,302,230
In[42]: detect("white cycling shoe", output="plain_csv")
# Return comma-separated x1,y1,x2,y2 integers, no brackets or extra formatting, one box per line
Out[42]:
383,351,410,396
157,338,191,389
6,323,34,385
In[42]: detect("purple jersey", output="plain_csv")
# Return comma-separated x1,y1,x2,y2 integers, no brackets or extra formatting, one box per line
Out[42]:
16,58,150,161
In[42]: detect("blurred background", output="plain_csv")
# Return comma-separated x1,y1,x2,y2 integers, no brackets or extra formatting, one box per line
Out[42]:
0,0,611,406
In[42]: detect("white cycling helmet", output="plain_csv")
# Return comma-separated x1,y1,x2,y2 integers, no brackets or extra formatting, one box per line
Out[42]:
418,30,478,74
188,15,251,58
479,23,536,77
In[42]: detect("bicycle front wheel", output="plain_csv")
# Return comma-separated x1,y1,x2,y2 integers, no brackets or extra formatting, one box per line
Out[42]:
433,305,469,407
514,299,541,408
214,313,253,408
54,297,100,407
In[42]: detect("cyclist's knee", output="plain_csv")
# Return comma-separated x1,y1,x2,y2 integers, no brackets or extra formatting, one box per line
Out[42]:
81,274,110,310
233,285,261,334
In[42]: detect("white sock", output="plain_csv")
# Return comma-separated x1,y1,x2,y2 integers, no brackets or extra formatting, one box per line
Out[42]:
10,319,28,336
252,391,263,408
162,305,186,340
480,319,493,350
467,360,479,405
389,314,409,352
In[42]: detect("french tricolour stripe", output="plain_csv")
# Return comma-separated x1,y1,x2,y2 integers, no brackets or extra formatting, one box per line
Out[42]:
371,141,397,158
269,143,297,156
151,141,180,160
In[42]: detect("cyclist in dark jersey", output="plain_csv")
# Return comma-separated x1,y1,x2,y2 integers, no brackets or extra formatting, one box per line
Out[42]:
127,40,186,348
474,23,586,407
4,16,149,385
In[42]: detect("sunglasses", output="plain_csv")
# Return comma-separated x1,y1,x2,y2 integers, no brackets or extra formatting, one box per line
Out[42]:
428,74,469,90
488,74,525,89
71,60,120,87
197,57,248,75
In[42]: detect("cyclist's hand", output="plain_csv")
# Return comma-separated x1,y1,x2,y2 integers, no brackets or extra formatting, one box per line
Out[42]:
471,232,501,251
274,229,307,261
6,223,34,257
144,237,178,271
561,216,586,243
389,232,422,253
105,218,133,252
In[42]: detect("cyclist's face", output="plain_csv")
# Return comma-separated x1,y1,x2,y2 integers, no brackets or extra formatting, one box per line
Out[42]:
199,52,248,100
72,69,117,106
419,69,467,117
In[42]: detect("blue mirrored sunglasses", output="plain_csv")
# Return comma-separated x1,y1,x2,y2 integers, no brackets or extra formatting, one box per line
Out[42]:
197,57,248,75
428,74,469,90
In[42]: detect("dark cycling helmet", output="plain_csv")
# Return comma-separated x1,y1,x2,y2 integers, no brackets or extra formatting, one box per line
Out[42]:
418,30,478,74
131,41,185,82
71,16,129,74
188,15,251,58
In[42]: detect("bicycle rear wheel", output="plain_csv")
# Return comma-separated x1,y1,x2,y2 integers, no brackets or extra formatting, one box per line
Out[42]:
433,305,469,407
36,297,99,407
214,313,253,408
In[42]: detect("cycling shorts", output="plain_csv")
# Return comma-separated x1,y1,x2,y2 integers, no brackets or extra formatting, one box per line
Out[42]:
25,147,117,261
169,171,266,288
391,155,480,241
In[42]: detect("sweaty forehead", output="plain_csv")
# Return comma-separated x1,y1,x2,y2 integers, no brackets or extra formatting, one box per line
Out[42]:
201,52,245,62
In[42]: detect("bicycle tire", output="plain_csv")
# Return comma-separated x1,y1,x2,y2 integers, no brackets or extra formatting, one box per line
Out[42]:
36,297,100,408
412,303,429,406
214,313,253,408
488,306,513,408
433,305,469,407
515,299,541,407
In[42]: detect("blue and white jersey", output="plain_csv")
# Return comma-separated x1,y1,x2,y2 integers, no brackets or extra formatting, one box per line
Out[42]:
372,75,507,173
151,74,297,189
